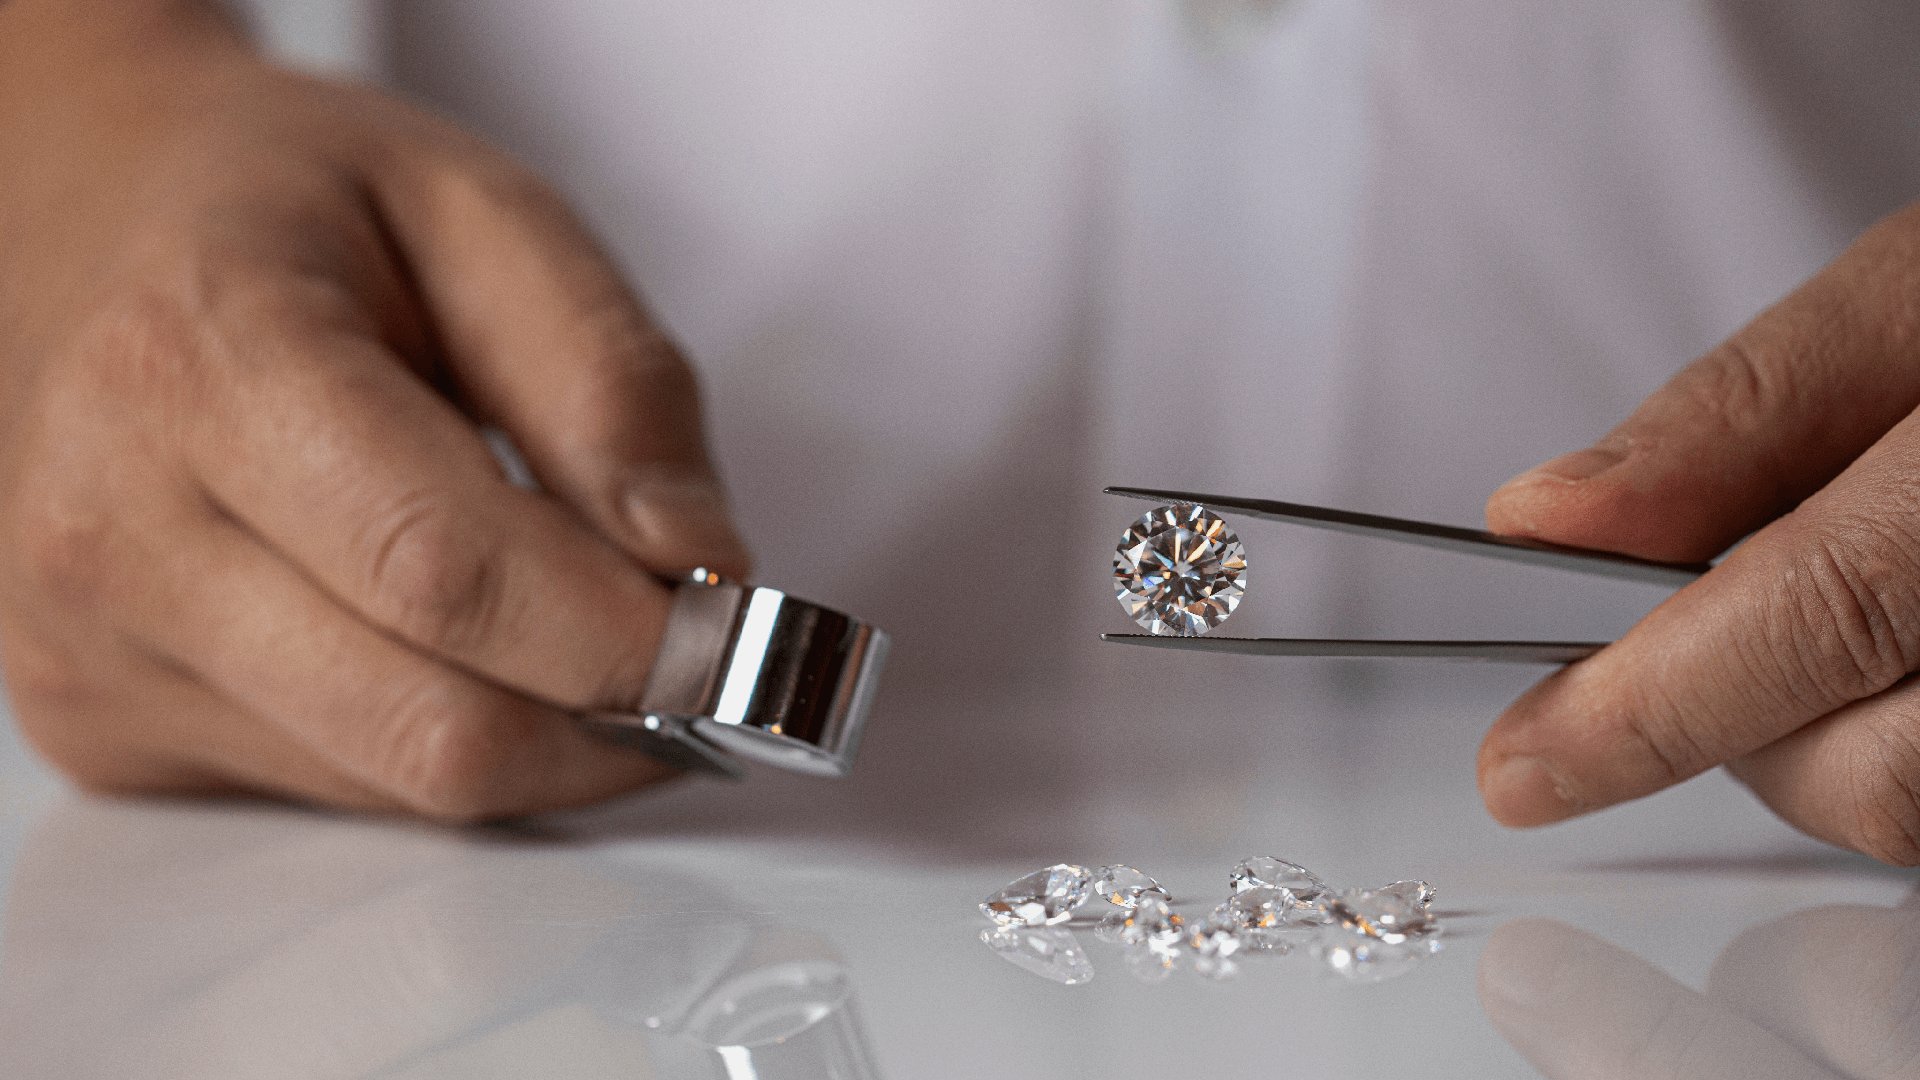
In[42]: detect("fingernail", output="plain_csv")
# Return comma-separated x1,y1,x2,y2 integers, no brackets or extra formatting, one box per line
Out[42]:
1484,756,1578,827
1505,446,1628,489
623,476,751,575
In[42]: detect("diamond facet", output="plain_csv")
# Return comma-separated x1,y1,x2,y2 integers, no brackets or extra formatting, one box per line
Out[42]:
1378,879,1436,910
980,864,1094,927
981,926,1095,985
1092,864,1169,910
1229,857,1326,903
1114,503,1247,636
1317,887,1440,944
1216,885,1323,947
1117,894,1188,959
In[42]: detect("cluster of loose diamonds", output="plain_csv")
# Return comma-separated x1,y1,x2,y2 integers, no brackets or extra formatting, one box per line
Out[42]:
1113,503,1248,636
978,858,1441,986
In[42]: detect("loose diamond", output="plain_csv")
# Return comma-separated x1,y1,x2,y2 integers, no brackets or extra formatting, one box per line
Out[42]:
980,864,1094,927
1229,857,1326,903
1114,503,1248,636
981,926,1095,985
1117,894,1187,959
1094,910,1130,943
1316,887,1440,944
1378,879,1436,910
1217,886,1323,946
1092,865,1169,910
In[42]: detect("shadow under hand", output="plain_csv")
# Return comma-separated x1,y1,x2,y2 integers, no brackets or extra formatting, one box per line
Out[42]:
1477,887,1920,1080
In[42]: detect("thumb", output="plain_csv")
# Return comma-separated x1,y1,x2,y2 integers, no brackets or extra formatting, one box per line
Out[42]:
1487,200,1920,563
373,142,751,581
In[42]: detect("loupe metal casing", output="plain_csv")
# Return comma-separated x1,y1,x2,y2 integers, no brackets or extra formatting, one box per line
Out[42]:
587,576,889,778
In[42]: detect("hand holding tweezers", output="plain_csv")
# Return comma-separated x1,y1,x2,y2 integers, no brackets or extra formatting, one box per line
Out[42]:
1102,485,1711,664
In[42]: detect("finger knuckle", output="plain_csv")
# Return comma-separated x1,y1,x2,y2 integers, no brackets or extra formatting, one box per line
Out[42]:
13,495,116,606
1846,722,1920,866
0,642,93,718
1782,526,1920,705
369,683,523,824
1680,338,1773,434
362,493,510,658
1620,689,1715,786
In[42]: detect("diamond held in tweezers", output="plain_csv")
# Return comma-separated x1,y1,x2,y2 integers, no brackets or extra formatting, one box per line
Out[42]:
1114,503,1247,636
980,864,1094,927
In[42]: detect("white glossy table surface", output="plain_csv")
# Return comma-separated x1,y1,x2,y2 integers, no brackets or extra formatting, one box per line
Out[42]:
0,664,1913,1080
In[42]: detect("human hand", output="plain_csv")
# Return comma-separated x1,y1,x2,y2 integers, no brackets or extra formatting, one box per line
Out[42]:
1480,200,1920,863
0,0,750,820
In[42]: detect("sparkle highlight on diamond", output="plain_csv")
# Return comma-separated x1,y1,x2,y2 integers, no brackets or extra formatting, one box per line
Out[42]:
980,864,1094,927
1113,503,1248,636
1092,864,1169,910
975,857,1443,986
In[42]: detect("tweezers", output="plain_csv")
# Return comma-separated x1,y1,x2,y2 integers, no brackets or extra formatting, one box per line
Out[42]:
1102,485,1710,664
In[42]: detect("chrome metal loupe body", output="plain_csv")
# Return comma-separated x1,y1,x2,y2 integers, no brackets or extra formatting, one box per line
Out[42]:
587,579,890,778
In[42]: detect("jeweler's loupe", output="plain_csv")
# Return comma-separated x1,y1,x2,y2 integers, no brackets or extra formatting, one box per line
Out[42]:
584,572,890,777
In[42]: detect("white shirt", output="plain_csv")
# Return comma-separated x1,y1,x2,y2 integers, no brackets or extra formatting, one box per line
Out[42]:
258,0,1920,851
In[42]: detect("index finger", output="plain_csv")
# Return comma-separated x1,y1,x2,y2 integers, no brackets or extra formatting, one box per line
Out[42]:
1478,408,1920,826
187,302,675,714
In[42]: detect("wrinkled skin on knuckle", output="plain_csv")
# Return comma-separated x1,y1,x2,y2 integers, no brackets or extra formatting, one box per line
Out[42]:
1777,514,1920,710
361,493,508,659
364,681,524,824
1618,695,1715,792
1846,722,1920,867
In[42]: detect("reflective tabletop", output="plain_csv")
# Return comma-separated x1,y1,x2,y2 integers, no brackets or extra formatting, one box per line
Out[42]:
0,666,1913,1080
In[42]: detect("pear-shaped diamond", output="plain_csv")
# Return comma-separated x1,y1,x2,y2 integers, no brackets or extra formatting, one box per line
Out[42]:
980,864,1094,927
980,926,1095,985
1317,886,1439,944
1092,864,1169,910
1228,856,1326,902
1378,879,1436,910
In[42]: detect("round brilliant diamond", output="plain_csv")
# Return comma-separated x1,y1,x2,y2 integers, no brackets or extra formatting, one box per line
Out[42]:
1113,503,1248,636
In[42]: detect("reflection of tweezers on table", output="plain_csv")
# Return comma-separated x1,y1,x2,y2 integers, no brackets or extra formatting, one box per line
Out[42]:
1102,486,1711,665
